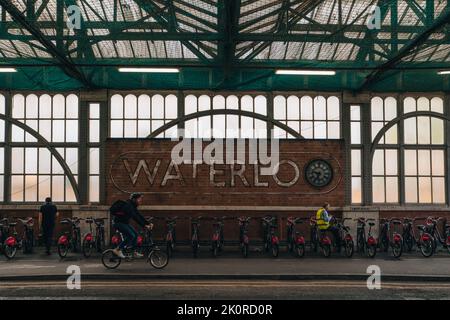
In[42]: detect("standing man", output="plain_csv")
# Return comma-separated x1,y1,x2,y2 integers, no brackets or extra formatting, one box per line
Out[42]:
316,203,341,252
39,197,59,255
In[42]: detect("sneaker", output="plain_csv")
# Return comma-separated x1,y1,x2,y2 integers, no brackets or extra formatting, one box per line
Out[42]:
112,248,126,258
133,251,144,258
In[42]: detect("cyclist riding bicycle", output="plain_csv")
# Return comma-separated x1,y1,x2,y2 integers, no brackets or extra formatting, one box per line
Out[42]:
111,193,151,259
316,202,341,252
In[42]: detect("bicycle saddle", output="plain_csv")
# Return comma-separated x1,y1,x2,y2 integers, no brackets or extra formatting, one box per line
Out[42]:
85,218,94,223
18,218,33,224
391,220,402,225
8,222,17,227
94,218,105,224
60,219,71,224
368,222,375,226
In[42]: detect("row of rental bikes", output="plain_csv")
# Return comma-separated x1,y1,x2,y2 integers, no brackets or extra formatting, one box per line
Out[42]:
0,214,449,265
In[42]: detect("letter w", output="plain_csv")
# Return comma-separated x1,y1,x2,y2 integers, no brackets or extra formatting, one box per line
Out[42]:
123,159,161,186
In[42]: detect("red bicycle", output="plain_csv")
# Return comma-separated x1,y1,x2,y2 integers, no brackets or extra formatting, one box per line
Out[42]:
286,217,306,258
238,216,251,258
262,216,280,258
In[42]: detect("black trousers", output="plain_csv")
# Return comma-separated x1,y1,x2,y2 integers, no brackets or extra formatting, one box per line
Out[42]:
42,224,54,252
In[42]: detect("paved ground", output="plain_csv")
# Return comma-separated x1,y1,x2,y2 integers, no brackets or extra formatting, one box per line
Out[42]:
1,247,450,299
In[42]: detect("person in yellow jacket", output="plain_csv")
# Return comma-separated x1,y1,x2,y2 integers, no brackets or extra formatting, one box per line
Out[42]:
316,203,341,252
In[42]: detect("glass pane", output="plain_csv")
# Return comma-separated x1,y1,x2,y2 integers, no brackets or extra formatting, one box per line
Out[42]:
165,124,178,139
0,175,3,202
0,148,3,174
185,95,197,115
384,97,397,121
25,119,38,142
254,95,267,115
372,177,385,203
241,116,253,138
38,175,51,202
165,94,177,119
110,120,123,138
314,121,327,139
351,122,361,144
431,118,444,145
52,152,64,174
66,120,78,142
0,120,4,142
385,149,397,175
287,121,299,139
405,177,418,203
198,116,211,138
25,175,38,202
241,95,253,113
52,120,65,142
11,125,24,142
25,148,38,174
418,177,432,203
39,148,51,174
226,95,239,110
254,120,266,138
327,96,340,120
185,119,197,138
351,177,362,204
404,118,417,144
0,94,4,114
137,95,150,119
327,121,340,139
213,95,225,109
52,176,64,202
226,115,239,138
385,125,397,144
89,103,100,119
89,120,100,142
39,120,52,141
403,97,416,113
26,94,39,118
137,120,151,138
213,115,226,138
53,94,65,118
385,177,398,203
12,94,25,118
430,97,444,114
39,94,52,118
66,148,78,175
89,148,100,174
371,97,383,121
432,177,445,203
198,95,211,112
11,148,24,174
351,150,361,176
372,150,384,175
124,120,137,138
417,97,429,111
418,150,431,176
11,175,23,201
66,94,78,119
110,94,123,119
314,96,326,120
417,117,430,145
124,95,137,119
65,177,76,202
300,121,313,139
152,95,165,118
404,150,417,176
89,176,100,203
350,105,360,121
273,126,286,139
432,150,445,176
287,96,299,120
371,122,383,143
300,96,313,120
151,120,164,138
273,95,286,119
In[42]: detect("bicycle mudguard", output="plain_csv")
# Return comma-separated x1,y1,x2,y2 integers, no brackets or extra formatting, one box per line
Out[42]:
367,236,377,245
84,233,93,242
5,236,16,247
58,235,68,245
296,236,305,245
271,235,279,244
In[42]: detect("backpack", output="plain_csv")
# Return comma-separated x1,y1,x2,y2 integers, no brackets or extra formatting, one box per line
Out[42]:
109,200,127,217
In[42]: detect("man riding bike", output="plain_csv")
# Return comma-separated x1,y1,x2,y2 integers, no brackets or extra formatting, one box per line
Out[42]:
316,202,341,252
112,193,151,258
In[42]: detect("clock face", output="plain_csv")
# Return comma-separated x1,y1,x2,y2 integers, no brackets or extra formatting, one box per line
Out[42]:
305,159,333,188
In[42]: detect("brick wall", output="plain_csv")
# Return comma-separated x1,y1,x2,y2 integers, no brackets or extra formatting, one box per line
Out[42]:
105,139,346,208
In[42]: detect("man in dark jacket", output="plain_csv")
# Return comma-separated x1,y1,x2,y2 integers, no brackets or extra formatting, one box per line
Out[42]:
39,197,59,255
112,193,150,258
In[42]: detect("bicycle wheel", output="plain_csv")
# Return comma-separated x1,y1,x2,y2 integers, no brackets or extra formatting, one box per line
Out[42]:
344,239,354,258
148,250,169,269
101,249,122,269
321,244,331,258
271,244,279,258
392,242,403,258
367,244,377,258
82,239,94,258
420,239,434,258
57,243,69,258
296,244,305,258
4,245,17,259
